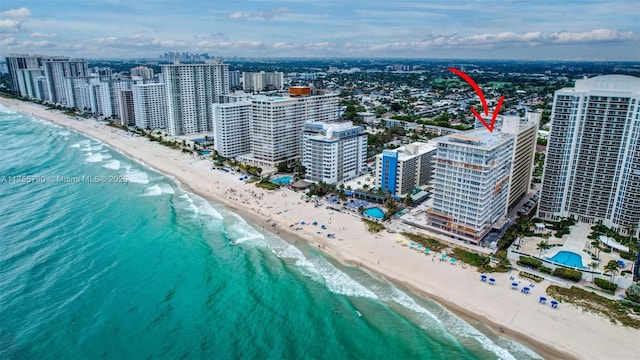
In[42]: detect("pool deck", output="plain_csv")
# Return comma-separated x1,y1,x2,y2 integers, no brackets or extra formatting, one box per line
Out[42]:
515,223,627,274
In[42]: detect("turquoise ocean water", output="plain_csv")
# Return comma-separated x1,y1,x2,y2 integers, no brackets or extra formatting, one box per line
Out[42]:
0,106,541,360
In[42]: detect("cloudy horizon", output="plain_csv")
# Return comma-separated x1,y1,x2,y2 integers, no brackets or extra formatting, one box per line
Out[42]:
1,0,639,61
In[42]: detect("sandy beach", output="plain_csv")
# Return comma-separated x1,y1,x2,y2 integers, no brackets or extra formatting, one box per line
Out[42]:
2,97,638,359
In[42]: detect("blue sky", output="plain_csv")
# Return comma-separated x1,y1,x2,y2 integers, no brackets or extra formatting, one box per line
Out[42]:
1,0,639,60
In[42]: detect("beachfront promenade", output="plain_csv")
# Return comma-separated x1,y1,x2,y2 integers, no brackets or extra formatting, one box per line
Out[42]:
2,97,638,360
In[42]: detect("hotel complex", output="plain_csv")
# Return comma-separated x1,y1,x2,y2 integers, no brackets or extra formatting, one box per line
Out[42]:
375,142,437,197
538,75,640,236
427,130,515,244
302,122,367,184
238,90,339,167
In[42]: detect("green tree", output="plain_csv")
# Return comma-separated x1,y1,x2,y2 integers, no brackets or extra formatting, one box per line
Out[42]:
537,240,550,257
588,261,599,282
604,260,621,283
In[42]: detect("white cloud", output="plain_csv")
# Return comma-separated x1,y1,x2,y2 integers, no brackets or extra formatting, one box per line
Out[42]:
1,7,32,19
31,32,56,38
227,7,292,20
0,7,32,33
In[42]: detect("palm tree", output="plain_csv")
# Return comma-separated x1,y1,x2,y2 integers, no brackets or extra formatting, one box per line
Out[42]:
588,261,599,282
604,260,621,283
536,240,550,257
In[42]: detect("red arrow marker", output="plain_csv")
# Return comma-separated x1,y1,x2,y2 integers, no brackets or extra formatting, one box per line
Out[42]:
448,68,504,132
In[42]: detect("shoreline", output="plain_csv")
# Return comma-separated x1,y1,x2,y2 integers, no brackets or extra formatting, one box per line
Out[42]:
2,97,638,360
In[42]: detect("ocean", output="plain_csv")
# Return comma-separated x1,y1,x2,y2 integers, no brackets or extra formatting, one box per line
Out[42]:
0,105,541,360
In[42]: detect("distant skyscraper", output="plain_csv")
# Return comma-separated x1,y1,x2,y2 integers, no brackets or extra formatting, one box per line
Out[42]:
242,71,284,92
162,60,230,135
132,83,168,130
302,121,368,184
130,66,154,79
228,70,241,89
538,75,640,236
375,142,437,196
427,130,514,244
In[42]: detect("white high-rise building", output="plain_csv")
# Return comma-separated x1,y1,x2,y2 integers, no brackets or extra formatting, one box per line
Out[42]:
239,91,339,167
211,101,251,157
375,142,437,197
427,130,514,244
109,79,132,119
538,75,640,236
302,122,368,184
162,60,229,135
132,83,168,130
242,71,284,92
42,57,89,107
6,54,46,100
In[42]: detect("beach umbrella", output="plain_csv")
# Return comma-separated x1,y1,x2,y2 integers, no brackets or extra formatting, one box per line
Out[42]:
617,260,625,267
522,287,530,294
450,258,457,264
441,253,448,259
550,300,558,309
425,248,430,253
539,297,547,304
489,278,496,285
511,282,519,289
480,275,487,282
312,221,318,226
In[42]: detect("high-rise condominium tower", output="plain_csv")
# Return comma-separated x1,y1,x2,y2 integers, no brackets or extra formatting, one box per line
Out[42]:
162,60,229,135
537,75,640,236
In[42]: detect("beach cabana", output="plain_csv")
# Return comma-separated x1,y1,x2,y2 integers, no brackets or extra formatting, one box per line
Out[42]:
550,300,558,309
539,296,547,304
480,275,487,282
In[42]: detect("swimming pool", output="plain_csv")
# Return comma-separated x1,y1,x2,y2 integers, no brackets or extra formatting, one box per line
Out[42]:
271,176,293,185
363,207,385,219
546,251,588,269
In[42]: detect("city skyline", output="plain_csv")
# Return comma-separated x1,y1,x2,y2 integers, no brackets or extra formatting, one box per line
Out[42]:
1,0,639,61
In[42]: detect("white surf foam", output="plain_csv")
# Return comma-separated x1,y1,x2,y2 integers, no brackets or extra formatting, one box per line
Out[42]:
80,146,92,152
387,286,442,324
91,145,103,151
58,130,70,136
184,195,223,219
271,241,378,300
126,169,149,184
85,153,103,163
159,183,175,195
143,184,163,196
103,160,120,170
444,310,518,360
70,143,80,148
